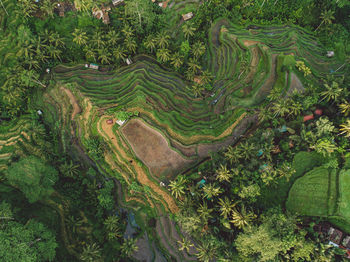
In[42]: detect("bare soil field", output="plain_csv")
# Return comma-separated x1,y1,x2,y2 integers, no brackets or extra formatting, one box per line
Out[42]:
122,119,193,178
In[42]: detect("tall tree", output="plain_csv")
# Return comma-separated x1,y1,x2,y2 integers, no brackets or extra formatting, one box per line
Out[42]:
5,156,58,203
315,10,335,31
182,22,196,40
72,29,88,46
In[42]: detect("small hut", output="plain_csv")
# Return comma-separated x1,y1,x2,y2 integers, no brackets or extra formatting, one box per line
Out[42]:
89,63,99,70
106,119,114,125
326,51,335,58
116,119,126,126
329,227,343,245
303,114,314,122
182,12,193,21
126,58,133,65
112,0,124,6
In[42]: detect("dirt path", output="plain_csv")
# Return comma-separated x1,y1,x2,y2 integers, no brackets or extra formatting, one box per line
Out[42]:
60,87,81,120
98,116,178,213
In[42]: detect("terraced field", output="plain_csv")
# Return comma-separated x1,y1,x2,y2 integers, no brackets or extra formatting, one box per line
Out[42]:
37,19,344,260
0,116,50,172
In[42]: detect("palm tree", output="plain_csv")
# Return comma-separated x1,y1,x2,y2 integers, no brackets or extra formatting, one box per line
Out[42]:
156,48,171,63
49,32,65,48
23,57,40,70
169,176,186,199
237,141,255,160
113,46,126,61
59,160,80,178
315,10,335,32
224,146,240,164
182,22,196,40
192,41,206,58
339,101,350,116
18,0,37,19
216,164,232,183
156,32,170,49
143,35,156,53
65,215,84,234
122,24,134,38
72,29,88,46
201,70,213,85
98,48,111,65
321,81,343,102
104,216,121,240
288,100,302,116
17,40,35,59
46,44,62,61
339,120,350,137
197,201,213,221
80,243,102,262
40,0,55,18
35,49,49,63
188,58,201,74
191,83,204,98
230,205,256,229
271,99,290,117
121,237,139,257
171,52,184,70
92,32,105,49
124,37,137,54
202,183,222,199
196,242,217,262
84,46,96,62
177,237,194,253
106,30,120,47
217,197,237,219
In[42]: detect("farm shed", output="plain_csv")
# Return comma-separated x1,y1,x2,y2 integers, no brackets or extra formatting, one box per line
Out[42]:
329,227,343,245
182,12,193,21
112,0,124,6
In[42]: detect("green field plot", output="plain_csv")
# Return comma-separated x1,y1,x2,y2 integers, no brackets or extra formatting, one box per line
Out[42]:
286,167,330,217
337,169,350,219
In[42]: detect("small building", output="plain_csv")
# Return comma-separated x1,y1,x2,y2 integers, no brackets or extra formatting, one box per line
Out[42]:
112,0,124,6
116,119,126,126
89,63,99,70
315,109,323,116
303,114,314,122
37,110,43,115
106,119,114,125
126,58,133,65
326,51,335,58
329,227,343,245
182,12,193,21
85,64,89,68
343,236,350,249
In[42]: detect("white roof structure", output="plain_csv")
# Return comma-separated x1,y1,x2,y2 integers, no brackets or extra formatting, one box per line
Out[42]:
89,63,99,70
116,119,126,126
182,12,193,21
112,0,124,6
37,110,43,115
327,51,334,57
126,58,133,65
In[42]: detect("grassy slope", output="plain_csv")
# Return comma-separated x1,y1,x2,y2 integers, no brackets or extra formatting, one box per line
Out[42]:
286,167,329,217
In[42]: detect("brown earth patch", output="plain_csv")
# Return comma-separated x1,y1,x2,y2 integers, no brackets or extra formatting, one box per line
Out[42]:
98,116,178,213
121,119,193,178
243,39,261,47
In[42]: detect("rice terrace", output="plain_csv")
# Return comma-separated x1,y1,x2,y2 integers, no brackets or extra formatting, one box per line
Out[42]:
0,0,349,261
